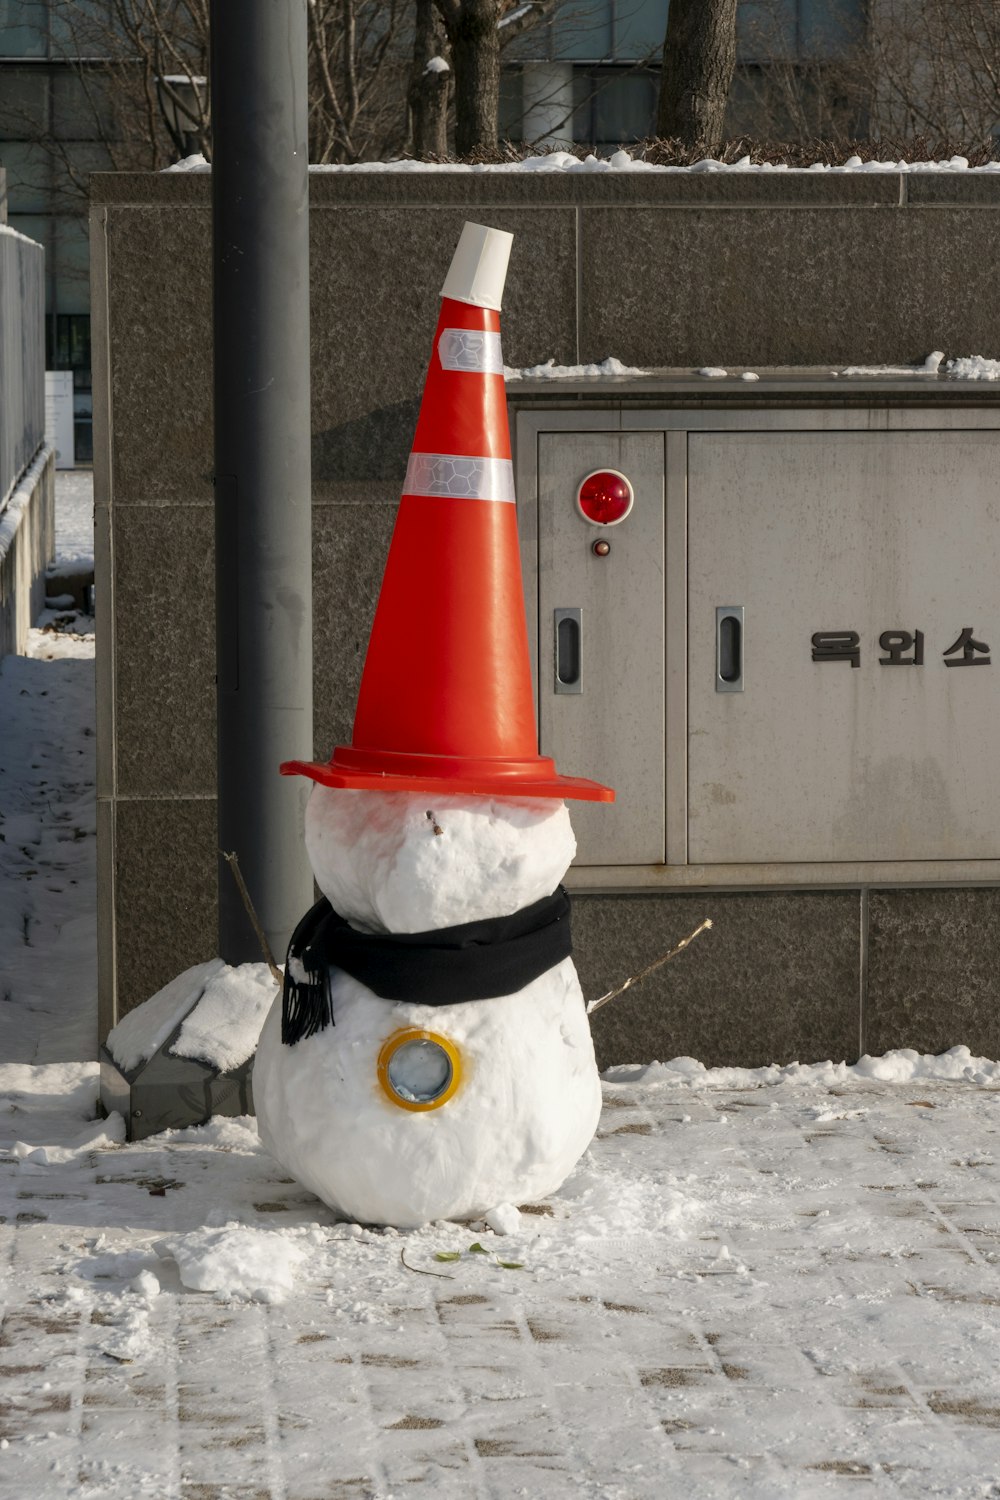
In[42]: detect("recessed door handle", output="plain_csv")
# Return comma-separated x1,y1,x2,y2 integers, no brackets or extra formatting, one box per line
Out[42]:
716,606,744,692
554,607,582,695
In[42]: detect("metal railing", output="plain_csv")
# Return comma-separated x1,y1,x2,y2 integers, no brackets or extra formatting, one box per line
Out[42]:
0,224,45,513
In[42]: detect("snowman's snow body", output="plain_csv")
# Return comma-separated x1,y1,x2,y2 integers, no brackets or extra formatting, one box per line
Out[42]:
254,787,602,1228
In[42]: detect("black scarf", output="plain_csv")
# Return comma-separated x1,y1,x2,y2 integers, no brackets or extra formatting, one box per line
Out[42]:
281,888,572,1046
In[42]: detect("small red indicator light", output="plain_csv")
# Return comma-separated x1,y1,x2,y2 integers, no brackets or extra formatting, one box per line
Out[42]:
577,469,633,526
593,539,611,557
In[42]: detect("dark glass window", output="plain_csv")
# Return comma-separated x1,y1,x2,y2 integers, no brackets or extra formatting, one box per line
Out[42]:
46,313,92,462
52,66,116,141
0,1,50,59
0,64,48,133
738,0,864,63
49,312,91,372
574,65,659,148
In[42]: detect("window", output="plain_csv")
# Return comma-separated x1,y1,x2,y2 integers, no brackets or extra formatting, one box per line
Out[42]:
0,64,48,133
576,65,659,147
47,313,92,463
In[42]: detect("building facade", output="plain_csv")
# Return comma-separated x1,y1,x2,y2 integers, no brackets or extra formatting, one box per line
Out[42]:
0,1,111,460
1,0,872,471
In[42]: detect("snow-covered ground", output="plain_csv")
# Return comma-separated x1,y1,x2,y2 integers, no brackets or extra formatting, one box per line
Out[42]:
5,473,1000,1496
52,467,94,569
7,1055,1000,1497
0,624,95,1064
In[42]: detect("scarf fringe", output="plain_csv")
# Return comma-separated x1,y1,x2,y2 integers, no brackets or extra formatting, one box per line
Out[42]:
282,967,334,1045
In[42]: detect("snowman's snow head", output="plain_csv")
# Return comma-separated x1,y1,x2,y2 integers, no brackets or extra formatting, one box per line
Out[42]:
304,787,576,933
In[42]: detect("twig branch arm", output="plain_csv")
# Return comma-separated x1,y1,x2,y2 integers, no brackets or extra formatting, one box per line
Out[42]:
586,918,713,1015
221,850,284,986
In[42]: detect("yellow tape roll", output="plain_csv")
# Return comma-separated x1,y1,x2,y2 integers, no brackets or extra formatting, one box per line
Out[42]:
376,1028,463,1113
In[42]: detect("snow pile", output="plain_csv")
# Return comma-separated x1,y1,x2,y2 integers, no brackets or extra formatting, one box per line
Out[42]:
173,963,278,1072
697,366,728,378
106,959,277,1074
106,959,225,1071
99,1301,155,1361
25,619,95,660
153,1224,321,1302
0,1062,101,1162
842,351,945,376
946,354,1000,380
604,1044,1000,1091
162,152,209,172
854,1045,1000,1082
159,1113,263,1151
13,1112,125,1168
505,355,647,381
484,1202,521,1235
0,1061,97,1123
424,55,449,74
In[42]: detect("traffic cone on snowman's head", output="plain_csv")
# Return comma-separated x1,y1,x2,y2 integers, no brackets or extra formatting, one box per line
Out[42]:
281,222,614,803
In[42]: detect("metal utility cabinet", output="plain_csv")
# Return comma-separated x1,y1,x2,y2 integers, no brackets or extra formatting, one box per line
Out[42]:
513,372,1000,893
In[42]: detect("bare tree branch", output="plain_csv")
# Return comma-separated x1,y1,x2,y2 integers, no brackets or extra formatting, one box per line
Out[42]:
500,0,557,45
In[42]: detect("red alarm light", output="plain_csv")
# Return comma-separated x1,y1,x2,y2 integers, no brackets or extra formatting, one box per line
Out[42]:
577,469,634,526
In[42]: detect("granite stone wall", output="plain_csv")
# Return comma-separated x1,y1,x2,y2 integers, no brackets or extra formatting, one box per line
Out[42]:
91,168,1000,1063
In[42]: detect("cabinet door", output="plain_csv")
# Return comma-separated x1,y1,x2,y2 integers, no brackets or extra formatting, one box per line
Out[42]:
687,430,1000,863
537,431,665,865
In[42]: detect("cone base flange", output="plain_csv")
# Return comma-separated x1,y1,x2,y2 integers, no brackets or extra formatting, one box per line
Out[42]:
281,746,615,803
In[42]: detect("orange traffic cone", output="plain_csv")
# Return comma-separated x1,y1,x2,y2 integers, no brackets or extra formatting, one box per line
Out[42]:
281,222,614,804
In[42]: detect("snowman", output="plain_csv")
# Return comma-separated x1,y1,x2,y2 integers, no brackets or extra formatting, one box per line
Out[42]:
253,223,614,1230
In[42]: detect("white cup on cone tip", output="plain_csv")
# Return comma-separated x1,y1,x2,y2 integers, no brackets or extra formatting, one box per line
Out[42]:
440,222,513,310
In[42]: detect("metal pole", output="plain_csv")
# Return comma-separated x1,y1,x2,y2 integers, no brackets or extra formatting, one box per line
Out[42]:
210,0,313,964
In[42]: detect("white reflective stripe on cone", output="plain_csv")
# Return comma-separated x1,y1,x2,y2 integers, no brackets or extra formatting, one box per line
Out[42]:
404,452,516,503
437,328,504,374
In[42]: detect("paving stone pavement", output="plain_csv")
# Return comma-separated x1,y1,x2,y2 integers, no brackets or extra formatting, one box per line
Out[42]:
4,1073,1000,1498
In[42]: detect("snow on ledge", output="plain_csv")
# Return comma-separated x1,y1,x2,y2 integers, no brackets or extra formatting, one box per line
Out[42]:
1,444,53,556
943,355,1000,380
841,350,945,376
505,356,648,380
162,153,210,172
162,149,1000,176
504,352,1000,382
604,1044,1000,1091
0,221,46,248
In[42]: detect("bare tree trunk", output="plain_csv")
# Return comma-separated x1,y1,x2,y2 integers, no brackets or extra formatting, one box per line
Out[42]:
434,0,558,157
409,0,451,157
657,0,738,151
436,0,500,155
